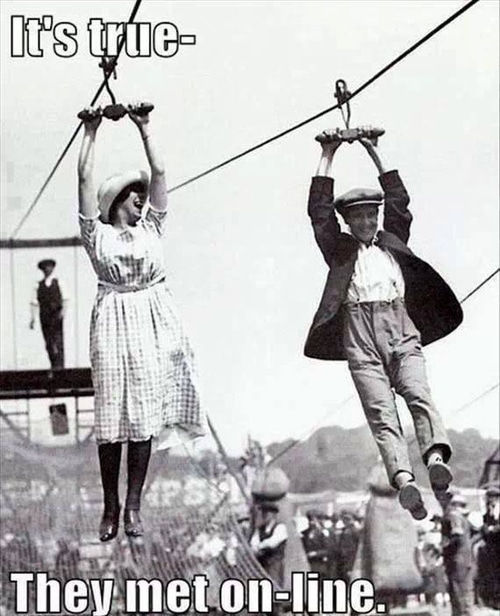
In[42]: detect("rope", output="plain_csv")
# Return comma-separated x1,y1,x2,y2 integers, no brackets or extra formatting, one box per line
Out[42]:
9,0,143,240
10,0,479,237
167,0,480,194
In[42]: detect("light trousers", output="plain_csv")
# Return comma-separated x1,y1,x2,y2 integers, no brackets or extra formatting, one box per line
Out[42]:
342,299,451,487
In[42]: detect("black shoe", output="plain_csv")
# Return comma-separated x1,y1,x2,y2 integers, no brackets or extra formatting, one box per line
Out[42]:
428,460,453,491
124,509,144,537
99,507,120,542
399,481,428,521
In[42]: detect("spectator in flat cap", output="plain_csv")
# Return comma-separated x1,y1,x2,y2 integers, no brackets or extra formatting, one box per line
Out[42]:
442,492,474,615
335,510,362,584
476,485,500,609
301,508,332,579
250,501,287,585
305,127,463,521
30,259,67,369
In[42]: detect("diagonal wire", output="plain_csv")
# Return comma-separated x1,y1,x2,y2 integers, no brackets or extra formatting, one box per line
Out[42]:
268,265,499,465
460,267,499,303
268,394,356,466
451,382,499,417
10,0,480,237
404,382,499,452
167,0,480,194
10,0,144,240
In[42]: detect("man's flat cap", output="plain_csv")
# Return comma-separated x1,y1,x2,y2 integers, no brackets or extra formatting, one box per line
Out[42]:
334,187,383,213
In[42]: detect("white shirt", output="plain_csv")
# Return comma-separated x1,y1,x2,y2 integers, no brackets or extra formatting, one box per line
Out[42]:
345,241,405,303
250,521,288,553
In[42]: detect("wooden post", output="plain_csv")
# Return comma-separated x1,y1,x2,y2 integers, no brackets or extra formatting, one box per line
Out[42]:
207,415,251,506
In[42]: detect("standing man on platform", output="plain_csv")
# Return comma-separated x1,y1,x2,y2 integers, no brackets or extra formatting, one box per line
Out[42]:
30,259,67,369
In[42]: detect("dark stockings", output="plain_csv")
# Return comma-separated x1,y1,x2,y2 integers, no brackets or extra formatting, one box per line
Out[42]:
98,439,152,514
98,442,122,515
125,439,152,511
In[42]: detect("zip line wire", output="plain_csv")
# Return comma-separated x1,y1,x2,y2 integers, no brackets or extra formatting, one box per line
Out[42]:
269,266,499,465
7,0,495,458
269,381,500,467
460,267,499,304
4,0,495,484
395,381,499,459
10,0,480,238
451,382,499,417
167,0,480,193
268,394,356,465
9,0,144,240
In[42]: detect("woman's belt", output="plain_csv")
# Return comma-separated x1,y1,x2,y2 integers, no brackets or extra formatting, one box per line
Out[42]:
98,274,166,293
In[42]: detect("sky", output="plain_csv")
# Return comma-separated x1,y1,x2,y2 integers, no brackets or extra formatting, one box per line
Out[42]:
1,0,499,456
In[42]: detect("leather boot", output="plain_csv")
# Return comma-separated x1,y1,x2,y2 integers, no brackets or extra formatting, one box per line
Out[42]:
97,442,122,541
124,509,144,537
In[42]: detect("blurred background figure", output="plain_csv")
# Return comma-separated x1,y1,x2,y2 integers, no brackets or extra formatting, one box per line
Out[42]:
414,526,443,607
442,492,474,616
426,514,449,607
301,509,331,580
335,509,362,584
30,259,67,369
250,501,287,586
475,486,500,609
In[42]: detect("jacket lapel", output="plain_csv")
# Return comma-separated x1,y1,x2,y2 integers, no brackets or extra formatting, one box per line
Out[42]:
376,230,414,257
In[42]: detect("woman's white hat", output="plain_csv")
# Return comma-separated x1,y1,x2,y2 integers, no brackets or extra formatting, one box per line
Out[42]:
97,169,149,223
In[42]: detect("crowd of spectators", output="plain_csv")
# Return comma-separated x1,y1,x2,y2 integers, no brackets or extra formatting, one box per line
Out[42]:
1,486,498,615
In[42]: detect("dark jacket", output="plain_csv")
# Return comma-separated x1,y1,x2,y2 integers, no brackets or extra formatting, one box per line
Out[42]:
255,521,286,585
305,171,463,360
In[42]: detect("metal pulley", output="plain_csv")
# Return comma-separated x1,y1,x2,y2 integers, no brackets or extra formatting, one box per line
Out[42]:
315,126,385,145
316,78,385,145
77,51,154,122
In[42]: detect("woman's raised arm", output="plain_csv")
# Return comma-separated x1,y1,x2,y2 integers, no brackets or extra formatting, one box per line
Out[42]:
78,108,102,218
128,104,167,212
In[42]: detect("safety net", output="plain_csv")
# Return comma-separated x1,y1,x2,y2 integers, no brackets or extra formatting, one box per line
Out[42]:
0,427,275,616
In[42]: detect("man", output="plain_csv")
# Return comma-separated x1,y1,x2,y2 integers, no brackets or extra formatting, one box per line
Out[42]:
335,510,362,584
301,509,332,579
415,527,442,606
250,501,288,586
476,486,500,609
442,492,474,615
305,130,463,519
30,259,67,369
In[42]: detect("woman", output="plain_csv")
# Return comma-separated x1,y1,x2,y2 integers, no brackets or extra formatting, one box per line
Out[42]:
78,104,205,541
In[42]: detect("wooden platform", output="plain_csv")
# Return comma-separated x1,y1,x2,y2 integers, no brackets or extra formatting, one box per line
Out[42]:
0,368,93,400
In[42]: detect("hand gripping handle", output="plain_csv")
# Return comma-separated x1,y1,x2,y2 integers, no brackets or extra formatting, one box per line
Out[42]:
133,102,154,116
77,108,102,122
315,126,385,145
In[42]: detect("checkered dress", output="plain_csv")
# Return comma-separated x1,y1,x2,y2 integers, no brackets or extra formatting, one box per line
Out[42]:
79,208,206,446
